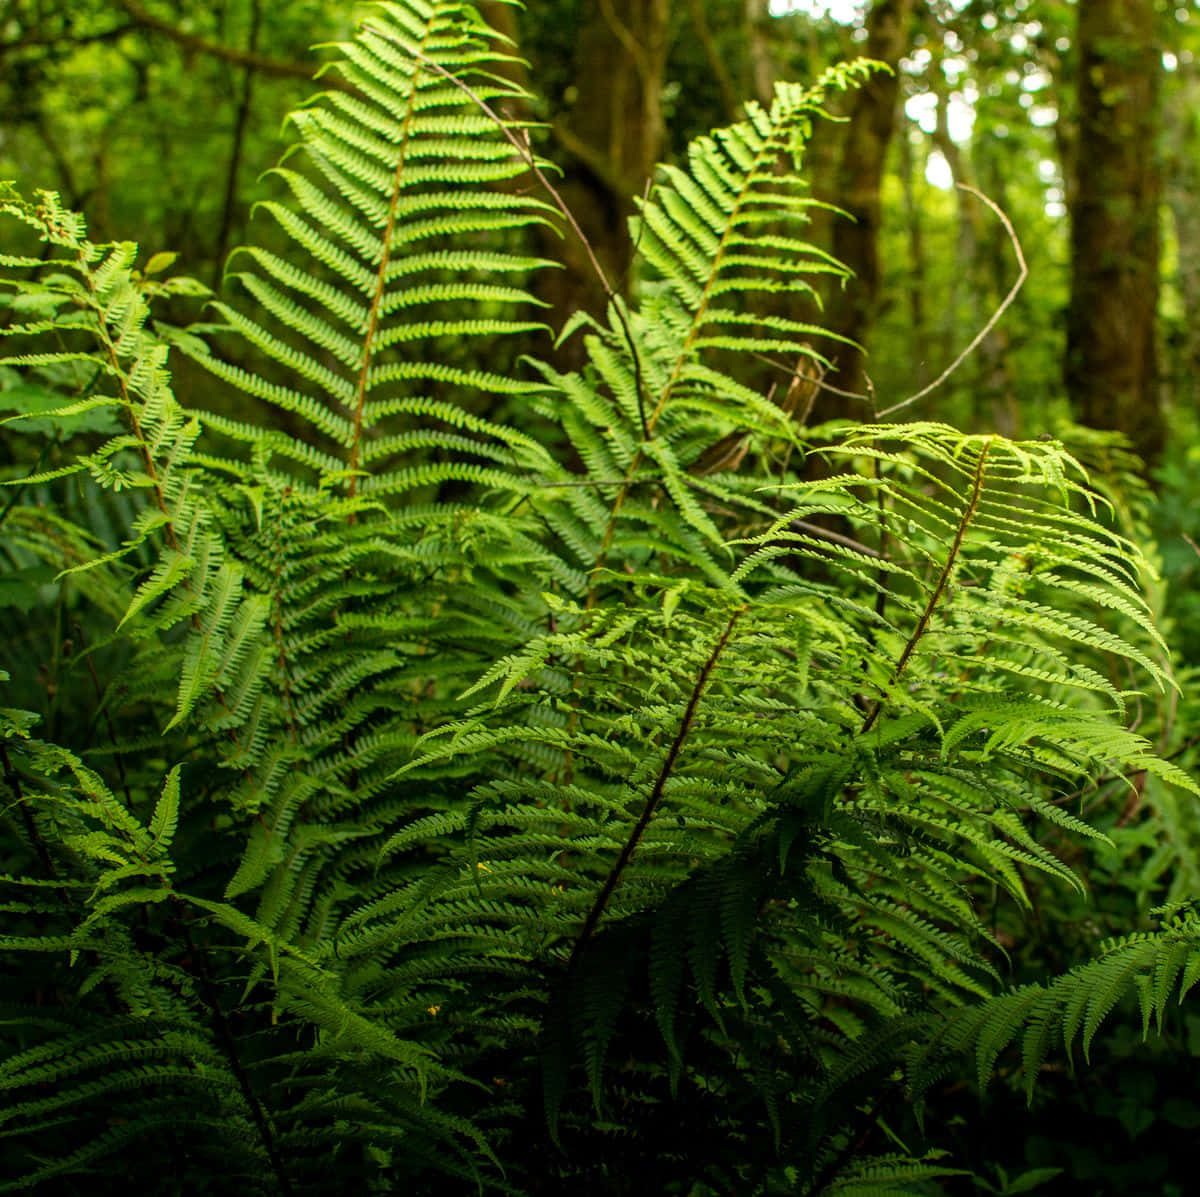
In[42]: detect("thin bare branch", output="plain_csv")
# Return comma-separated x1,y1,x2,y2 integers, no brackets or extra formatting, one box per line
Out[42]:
749,350,875,405
0,24,137,56
792,520,885,558
748,186,1027,420
878,185,1028,419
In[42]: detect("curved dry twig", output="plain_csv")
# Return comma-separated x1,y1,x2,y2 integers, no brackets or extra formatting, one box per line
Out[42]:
877,184,1028,419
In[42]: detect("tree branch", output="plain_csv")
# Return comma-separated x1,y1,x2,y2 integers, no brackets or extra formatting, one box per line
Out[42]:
0,24,138,57
113,0,319,82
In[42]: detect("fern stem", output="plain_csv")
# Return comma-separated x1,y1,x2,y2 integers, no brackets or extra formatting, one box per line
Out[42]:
177,914,293,1195
346,21,438,499
584,112,788,596
82,249,180,553
861,437,992,735
568,605,747,969
642,95,801,439
1,743,59,881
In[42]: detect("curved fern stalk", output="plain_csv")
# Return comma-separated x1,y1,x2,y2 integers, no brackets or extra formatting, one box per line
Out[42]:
566,602,749,968
187,0,559,498
859,434,993,734
741,425,1172,725
633,67,876,436
363,407,1191,1161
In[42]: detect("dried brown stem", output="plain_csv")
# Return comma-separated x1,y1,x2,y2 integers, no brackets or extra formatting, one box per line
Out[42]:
568,606,747,969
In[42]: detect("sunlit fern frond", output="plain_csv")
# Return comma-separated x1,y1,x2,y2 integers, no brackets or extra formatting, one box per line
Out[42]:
186,0,559,499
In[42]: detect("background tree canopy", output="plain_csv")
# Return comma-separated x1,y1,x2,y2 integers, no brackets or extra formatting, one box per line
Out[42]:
2,1,1200,1193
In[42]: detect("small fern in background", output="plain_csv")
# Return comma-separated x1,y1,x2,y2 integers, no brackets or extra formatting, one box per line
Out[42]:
1,3,1197,1193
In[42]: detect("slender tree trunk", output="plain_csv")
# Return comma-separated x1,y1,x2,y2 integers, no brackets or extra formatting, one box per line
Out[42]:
213,0,262,284
538,0,672,343
974,149,1019,435
930,70,979,377
811,0,915,419
1065,0,1163,465
929,69,1018,434
690,0,740,119
897,125,929,385
1164,67,1200,412
745,0,777,107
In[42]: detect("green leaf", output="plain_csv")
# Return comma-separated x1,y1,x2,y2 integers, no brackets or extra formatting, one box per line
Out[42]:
143,251,178,276
148,766,181,853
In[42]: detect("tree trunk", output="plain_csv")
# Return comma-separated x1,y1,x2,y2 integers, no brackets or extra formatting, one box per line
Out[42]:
745,0,777,107
1065,0,1163,465
1163,67,1200,413
539,0,672,343
811,0,915,420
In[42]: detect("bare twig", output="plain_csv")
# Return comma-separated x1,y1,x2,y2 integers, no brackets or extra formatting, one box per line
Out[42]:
792,519,884,558
877,185,1027,419
745,186,1027,420
749,350,875,405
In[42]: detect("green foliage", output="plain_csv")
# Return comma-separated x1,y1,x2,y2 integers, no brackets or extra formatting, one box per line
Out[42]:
1,3,1196,1193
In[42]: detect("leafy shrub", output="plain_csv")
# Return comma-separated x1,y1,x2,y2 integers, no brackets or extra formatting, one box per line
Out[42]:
1,3,1197,1192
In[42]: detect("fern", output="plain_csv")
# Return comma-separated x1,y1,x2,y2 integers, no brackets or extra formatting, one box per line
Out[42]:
1,3,1197,1193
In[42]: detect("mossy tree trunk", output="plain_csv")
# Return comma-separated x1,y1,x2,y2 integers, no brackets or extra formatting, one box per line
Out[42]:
1065,0,1164,466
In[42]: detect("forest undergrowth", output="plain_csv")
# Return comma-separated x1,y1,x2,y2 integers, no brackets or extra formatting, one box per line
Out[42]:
1,3,1199,1193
